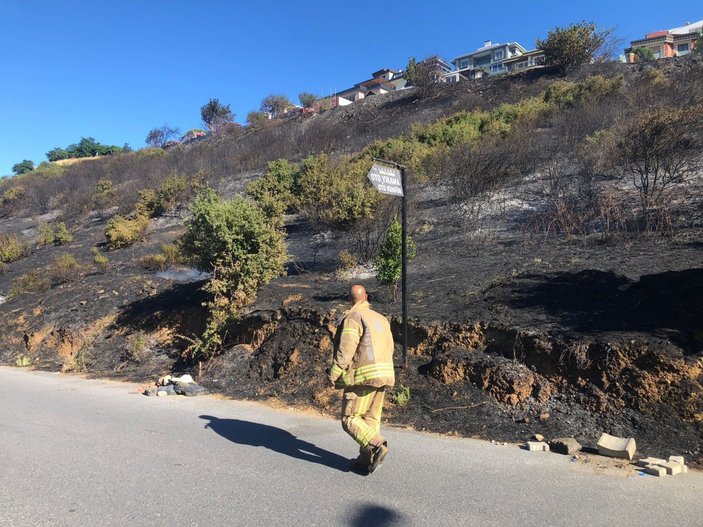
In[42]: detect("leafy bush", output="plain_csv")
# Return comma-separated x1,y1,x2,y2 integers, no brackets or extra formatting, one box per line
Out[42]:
246,159,299,227
137,174,193,217
10,270,50,296
410,111,487,147
139,253,168,271
159,243,182,266
335,249,359,279
0,234,29,264
32,162,65,179
36,222,72,246
105,214,149,249
180,188,288,355
36,223,55,245
296,154,380,229
91,247,109,272
54,223,73,245
544,76,624,109
374,219,416,298
365,138,434,182
153,174,190,215
392,384,411,406
95,178,114,195
50,253,81,283
1,186,26,215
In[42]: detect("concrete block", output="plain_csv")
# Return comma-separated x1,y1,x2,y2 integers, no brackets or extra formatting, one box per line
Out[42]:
527,441,550,452
660,462,683,475
643,464,667,477
636,457,667,468
597,433,636,460
549,437,582,455
668,455,685,465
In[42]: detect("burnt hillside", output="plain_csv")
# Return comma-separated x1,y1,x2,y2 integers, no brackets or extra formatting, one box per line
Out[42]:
1,57,702,467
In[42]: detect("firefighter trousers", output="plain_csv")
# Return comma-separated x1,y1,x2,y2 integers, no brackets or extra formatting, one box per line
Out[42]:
341,385,387,449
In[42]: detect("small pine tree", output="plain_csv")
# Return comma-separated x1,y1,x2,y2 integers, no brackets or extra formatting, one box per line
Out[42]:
374,219,416,299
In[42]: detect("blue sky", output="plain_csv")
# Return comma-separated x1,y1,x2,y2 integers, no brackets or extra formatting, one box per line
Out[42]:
0,0,700,176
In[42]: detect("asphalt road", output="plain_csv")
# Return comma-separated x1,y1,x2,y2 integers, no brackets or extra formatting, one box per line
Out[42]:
1,367,702,527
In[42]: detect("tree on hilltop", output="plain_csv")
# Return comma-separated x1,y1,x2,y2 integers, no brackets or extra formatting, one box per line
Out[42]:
201,99,234,133
145,125,181,148
537,21,616,73
298,92,317,109
260,94,293,117
12,160,34,175
247,111,269,126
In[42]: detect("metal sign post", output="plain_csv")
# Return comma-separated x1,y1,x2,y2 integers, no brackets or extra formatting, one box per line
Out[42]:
367,159,408,369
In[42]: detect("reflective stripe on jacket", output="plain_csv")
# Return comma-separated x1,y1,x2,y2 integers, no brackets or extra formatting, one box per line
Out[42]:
328,301,395,388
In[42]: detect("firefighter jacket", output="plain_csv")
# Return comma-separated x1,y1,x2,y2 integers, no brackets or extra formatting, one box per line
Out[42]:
328,301,395,388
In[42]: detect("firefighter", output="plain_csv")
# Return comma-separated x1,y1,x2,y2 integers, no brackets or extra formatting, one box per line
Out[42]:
328,284,395,474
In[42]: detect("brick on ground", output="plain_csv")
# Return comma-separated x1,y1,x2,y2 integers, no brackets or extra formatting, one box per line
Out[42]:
636,457,667,467
643,464,667,477
527,441,550,452
660,462,683,475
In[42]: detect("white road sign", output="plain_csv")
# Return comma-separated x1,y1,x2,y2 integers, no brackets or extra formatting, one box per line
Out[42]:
367,164,403,196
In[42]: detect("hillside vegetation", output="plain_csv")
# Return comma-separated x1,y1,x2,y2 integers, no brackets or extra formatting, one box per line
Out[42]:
1,58,702,465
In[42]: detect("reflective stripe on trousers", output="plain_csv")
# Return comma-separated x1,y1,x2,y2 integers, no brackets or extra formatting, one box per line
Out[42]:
341,386,386,447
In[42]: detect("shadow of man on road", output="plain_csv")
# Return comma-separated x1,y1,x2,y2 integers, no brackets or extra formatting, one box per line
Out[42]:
199,415,350,473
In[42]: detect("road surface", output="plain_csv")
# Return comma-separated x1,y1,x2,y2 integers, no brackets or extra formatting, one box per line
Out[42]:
1,366,701,526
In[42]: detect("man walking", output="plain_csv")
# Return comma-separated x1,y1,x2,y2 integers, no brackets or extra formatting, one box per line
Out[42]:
328,284,395,474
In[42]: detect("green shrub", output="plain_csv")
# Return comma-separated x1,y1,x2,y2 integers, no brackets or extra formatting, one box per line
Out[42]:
374,219,416,299
365,138,434,181
335,249,359,279
50,253,81,283
137,174,193,217
246,159,298,227
0,234,29,264
392,384,411,406
36,222,72,246
180,188,288,355
296,154,380,229
483,97,550,135
53,222,73,245
136,147,166,158
136,189,157,216
153,174,189,216
32,162,65,179
91,247,109,272
36,223,55,245
105,214,149,249
159,243,181,266
139,253,168,271
10,270,50,296
95,178,114,195
544,75,624,109
127,332,148,362
2,186,25,202
410,111,487,147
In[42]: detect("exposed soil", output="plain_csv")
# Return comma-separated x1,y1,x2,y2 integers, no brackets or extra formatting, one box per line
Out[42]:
1,59,702,469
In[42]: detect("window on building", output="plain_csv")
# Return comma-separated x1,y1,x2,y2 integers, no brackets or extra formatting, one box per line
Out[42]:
459,59,469,69
677,43,690,54
495,50,504,60
652,46,662,59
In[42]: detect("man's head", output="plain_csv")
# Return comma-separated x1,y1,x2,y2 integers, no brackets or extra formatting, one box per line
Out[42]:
349,284,367,305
